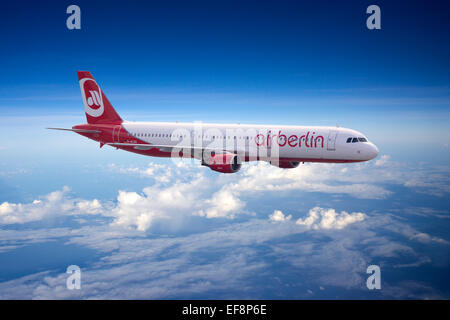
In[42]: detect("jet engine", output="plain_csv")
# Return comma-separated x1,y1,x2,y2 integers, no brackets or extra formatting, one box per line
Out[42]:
269,160,300,169
207,153,242,173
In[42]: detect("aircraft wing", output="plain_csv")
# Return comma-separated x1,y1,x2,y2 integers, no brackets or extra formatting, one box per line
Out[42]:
106,142,226,153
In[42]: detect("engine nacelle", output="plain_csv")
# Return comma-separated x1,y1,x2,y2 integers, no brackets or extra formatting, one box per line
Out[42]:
208,153,242,173
269,160,300,169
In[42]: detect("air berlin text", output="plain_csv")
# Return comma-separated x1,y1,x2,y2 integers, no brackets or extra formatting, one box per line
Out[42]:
256,130,324,148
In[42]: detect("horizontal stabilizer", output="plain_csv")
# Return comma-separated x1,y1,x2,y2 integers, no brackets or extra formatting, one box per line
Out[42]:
46,127,102,134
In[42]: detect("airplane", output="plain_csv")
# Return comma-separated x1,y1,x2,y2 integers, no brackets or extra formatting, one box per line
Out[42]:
48,71,379,173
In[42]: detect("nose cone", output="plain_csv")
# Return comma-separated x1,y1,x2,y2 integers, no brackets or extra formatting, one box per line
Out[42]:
367,143,379,160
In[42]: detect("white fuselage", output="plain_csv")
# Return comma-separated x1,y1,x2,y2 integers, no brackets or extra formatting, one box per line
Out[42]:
120,121,379,163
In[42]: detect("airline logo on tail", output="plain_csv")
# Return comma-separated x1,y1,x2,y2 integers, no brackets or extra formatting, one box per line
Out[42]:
79,77,104,117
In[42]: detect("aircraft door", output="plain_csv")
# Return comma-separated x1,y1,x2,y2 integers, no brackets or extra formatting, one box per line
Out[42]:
327,130,338,151
113,125,122,143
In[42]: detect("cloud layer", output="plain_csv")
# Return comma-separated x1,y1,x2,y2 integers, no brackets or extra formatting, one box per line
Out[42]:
0,156,449,299
2,156,449,231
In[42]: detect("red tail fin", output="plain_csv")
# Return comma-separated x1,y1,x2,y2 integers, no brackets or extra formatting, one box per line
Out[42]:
77,71,122,124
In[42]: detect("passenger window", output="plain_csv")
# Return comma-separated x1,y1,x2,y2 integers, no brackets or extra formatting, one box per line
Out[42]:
352,138,358,143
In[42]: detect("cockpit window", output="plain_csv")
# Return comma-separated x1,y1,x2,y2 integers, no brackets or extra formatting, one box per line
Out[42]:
347,137,368,143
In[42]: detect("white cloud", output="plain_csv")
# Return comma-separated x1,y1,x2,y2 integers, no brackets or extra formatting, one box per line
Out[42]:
0,186,102,224
110,175,206,230
402,165,450,197
225,161,392,200
295,207,366,230
109,159,397,199
108,170,250,229
386,224,450,245
108,162,170,179
375,154,390,166
76,199,102,214
200,188,245,219
269,210,292,222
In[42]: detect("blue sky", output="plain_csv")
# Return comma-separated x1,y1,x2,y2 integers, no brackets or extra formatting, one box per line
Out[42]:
0,0,449,299
1,0,449,162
